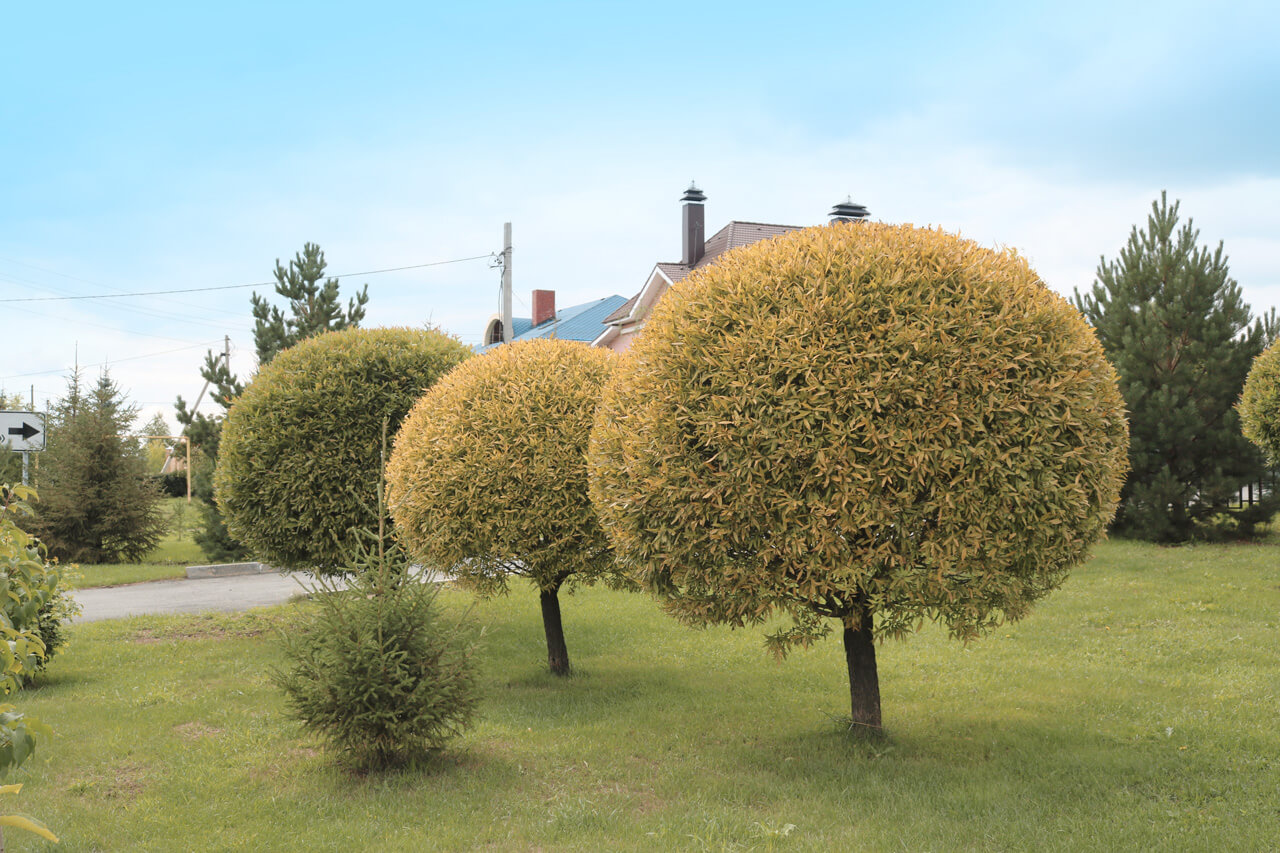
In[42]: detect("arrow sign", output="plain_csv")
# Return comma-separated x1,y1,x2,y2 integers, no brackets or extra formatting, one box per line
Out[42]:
9,422,38,441
0,412,45,452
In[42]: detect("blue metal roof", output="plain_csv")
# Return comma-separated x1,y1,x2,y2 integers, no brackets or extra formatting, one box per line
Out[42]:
481,295,627,351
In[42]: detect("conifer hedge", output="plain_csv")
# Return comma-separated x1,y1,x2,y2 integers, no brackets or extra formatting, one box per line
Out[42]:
385,338,619,676
215,327,471,574
587,222,1129,730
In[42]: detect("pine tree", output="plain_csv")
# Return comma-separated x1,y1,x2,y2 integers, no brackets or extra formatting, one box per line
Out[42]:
251,242,369,366
175,243,369,561
32,371,166,563
1075,192,1276,541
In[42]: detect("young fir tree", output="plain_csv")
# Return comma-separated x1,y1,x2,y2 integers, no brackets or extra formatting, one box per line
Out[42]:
32,370,166,563
175,243,369,561
1075,192,1276,542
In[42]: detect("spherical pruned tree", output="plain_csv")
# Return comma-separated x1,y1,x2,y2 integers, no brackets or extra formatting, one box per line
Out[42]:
215,327,472,574
588,222,1129,732
385,338,619,676
1239,338,1280,463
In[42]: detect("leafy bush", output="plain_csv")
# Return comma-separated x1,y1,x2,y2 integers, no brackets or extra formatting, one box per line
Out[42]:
1,485,79,678
215,327,471,574
386,338,620,676
272,530,480,769
0,485,60,847
588,222,1129,730
1240,338,1280,463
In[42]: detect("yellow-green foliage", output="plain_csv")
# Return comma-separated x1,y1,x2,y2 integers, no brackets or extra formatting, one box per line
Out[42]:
215,327,471,573
1239,338,1280,463
588,222,1129,648
386,339,617,595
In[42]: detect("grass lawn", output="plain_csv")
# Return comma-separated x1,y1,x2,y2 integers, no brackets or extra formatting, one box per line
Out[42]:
11,538,1280,851
68,499,208,589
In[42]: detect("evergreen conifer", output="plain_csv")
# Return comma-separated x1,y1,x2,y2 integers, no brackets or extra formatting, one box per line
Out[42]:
175,243,368,561
1075,192,1276,541
32,371,165,563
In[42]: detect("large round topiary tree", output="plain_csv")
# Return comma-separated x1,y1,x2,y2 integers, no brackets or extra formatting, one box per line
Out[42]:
1239,339,1280,463
385,338,619,676
588,222,1129,732
215,326,472,574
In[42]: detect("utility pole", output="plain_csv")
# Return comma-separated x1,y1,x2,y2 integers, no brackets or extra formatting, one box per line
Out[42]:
501,222,513,344
164,336,234,476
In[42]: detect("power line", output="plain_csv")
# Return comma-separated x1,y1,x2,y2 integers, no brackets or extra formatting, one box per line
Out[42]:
0,341,224,380
0,254,495,304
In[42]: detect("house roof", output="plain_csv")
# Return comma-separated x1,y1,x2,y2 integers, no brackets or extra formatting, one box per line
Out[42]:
602,293,639,324
602,220,800,329
483,295,629,351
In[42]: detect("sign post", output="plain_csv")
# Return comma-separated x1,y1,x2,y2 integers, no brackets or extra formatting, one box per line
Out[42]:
1,411,45,486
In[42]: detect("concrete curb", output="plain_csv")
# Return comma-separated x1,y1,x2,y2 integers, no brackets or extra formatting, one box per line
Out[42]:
185,561,275,579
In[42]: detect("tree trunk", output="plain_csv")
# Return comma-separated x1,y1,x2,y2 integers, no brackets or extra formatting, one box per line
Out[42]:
843,608,882,733
540,586,571,676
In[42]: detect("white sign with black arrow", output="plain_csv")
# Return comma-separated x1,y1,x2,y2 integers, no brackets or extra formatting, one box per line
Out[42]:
0,411,45,452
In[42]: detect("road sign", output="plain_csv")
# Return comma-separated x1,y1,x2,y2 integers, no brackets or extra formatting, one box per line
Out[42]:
0,411,45,452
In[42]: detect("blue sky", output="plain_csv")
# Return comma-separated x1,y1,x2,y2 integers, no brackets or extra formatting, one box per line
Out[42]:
3,1,1278,427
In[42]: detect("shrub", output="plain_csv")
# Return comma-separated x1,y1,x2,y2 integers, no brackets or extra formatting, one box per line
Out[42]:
272,530,480,769
386,339,620,676
1,485,79,678
1240,338,1280,463
0,487,62,845
215,327,472,574
588,222,1129,731
148,472,188,499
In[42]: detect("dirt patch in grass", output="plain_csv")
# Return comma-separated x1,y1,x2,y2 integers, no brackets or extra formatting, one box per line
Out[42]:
64,762,148,802
175,722,224,740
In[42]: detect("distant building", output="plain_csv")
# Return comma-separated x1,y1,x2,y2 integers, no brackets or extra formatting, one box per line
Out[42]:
592,186,868,352
481,290,628,350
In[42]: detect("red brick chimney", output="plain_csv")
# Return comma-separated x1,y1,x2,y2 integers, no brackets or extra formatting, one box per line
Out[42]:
532,289,556,326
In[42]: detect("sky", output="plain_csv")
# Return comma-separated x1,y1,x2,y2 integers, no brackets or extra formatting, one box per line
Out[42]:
3,0,1279,431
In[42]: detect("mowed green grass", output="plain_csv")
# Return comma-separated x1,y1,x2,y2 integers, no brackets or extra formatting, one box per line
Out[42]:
67,499,206,588
12,538,1280,851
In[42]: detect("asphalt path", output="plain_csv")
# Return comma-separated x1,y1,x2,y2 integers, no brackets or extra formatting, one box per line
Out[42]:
71,572,333,623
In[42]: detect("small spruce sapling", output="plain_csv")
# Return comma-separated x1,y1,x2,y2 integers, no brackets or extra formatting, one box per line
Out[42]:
272,428,480,769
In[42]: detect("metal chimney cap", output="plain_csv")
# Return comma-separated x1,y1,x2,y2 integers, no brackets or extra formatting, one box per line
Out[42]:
830,196,870,221
681,182,707,203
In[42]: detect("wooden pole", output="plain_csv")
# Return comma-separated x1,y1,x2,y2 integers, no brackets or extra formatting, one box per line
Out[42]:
501,222,513,344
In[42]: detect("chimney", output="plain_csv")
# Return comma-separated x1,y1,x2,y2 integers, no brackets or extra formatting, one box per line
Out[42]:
830,196,870,223
681,183,706,265
532,289,556,327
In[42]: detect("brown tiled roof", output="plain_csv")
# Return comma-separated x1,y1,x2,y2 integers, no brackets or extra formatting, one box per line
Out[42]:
696,221,799,268
652,223,800,285
655,261,692,282
602,293,638,323
605,221,802,327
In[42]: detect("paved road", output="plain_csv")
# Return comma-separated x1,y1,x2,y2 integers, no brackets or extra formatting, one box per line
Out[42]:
71,572,329,623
